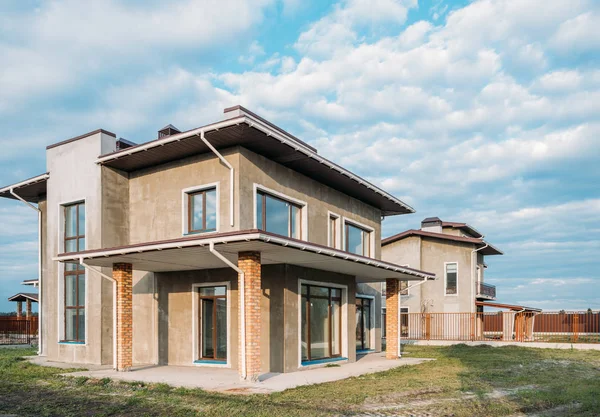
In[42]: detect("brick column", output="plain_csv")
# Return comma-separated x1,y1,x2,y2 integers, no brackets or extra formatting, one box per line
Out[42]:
113,263,133,371
26,299,32,319
238,251,261,381
385,278,399,359
16,301,22,319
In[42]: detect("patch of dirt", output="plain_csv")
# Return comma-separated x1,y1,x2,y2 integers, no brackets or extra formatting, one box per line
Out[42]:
510,402,582,417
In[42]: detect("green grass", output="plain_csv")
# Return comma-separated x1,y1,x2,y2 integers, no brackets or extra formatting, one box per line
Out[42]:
1,345,599,416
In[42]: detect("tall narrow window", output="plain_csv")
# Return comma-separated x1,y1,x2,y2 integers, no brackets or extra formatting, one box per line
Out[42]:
445,263,458,295
345,222,371,257
356,297,371,351
400,307,409,337
301,284,342,362
197,286,227,361
329,216,337,248
188,188,217,234
64,202,85,342
256,190,302,239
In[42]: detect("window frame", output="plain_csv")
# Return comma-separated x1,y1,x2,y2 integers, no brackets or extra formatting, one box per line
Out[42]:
61,201,86,343
182,183,220,236
253,184,307,240
192,281,231,368
343,218,374,257
298,279,347,367
327,211,341,249
355,295,375,351
444,262,459,296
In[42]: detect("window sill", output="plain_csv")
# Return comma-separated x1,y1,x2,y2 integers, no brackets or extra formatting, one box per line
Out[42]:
184,230,217,237
193,359,228,367
301,357,347,366
356,349,374,354
59,341,85,345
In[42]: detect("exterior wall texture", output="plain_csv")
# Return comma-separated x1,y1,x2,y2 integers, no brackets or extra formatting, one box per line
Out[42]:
382,237,478,314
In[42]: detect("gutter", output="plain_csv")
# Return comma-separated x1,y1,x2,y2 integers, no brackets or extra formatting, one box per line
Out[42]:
10,188,43,356
208,242,247,380
79,260,118,370
95,114,414,215
198,131,235,227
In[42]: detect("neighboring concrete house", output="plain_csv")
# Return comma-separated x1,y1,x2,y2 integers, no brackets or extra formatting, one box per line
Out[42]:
0,106,434,381
381,217,503,330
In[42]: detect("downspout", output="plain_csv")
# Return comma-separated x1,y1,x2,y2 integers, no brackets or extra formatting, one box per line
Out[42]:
10,189,43,356
208,242,246,379
79,259,117,370
198,131,235,227
397,277,430,358
471,241,489,314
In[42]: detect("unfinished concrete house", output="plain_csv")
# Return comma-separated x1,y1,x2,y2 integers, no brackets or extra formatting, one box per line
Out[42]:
0,106,434,381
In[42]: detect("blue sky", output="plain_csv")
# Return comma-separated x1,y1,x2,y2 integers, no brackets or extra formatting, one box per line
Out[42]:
0,0,599,313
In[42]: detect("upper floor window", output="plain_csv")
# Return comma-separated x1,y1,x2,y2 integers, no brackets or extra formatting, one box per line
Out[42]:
345,222,371,257
328,213,340,249
445,263,458,295
64,202,85,253
184,185,217,235
256,190,302,239
63,201,85,342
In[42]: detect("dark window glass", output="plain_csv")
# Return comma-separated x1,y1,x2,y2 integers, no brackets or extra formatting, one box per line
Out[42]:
345,223,370,256
301,284,343,362
446,263,458,295
256,191,302,239
198,286,227,361
189,188,217,233
63,202,85,342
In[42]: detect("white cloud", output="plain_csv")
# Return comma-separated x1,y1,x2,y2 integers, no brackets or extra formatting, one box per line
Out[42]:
295,0,417,57
551,11,600,53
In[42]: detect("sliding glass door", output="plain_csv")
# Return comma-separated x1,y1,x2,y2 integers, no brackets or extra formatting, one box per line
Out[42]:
198,286,227,361
301,284,342,362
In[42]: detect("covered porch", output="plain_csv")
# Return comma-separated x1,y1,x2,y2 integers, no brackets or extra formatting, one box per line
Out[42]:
55,229,434,381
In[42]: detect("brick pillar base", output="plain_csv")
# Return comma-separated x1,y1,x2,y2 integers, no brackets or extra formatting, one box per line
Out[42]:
385,278,399,359
26,299,32,319
16,301,22,319
238,251,261,381
113,263,133,371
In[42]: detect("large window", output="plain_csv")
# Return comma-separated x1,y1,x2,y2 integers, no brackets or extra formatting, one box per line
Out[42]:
256,190,302,239
197,286,227,361
64,202,85,342
187,187,217,234
345,222,371,257
445,263,458,295
301,284,342,362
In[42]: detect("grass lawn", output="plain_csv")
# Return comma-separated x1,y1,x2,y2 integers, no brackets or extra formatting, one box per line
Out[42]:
1,345,599,416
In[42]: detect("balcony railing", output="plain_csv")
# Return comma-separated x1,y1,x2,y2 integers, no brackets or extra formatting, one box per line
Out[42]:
477,282,496,299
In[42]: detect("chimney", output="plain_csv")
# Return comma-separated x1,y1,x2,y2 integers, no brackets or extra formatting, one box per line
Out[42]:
421,217,442,233
158,124,181,139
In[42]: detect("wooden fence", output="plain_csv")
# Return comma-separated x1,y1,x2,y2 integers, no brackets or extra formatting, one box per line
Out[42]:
0,317,38,345
400,311,600,344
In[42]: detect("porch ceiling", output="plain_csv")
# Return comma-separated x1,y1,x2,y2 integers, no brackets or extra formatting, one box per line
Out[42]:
54,230,435,282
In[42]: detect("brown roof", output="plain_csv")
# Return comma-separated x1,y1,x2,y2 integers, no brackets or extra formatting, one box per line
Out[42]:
441,221,483,238
0,173,49,203
476,301,541,312
55,228,436,280
46,129,116,150
382,229,503,255
96,107,414,216
8,293,39,303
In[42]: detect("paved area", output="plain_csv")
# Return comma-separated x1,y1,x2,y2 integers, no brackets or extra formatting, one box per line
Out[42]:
39,352,433,394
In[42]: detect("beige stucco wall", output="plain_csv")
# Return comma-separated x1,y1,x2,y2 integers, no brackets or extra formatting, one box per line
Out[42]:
382,236,478,314
44,131,116,365
128,148,241,244
238,147,382,258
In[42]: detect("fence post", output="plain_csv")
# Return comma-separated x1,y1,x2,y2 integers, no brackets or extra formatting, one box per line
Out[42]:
425,314,431,340
470,313,475,341
573,314,579,343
